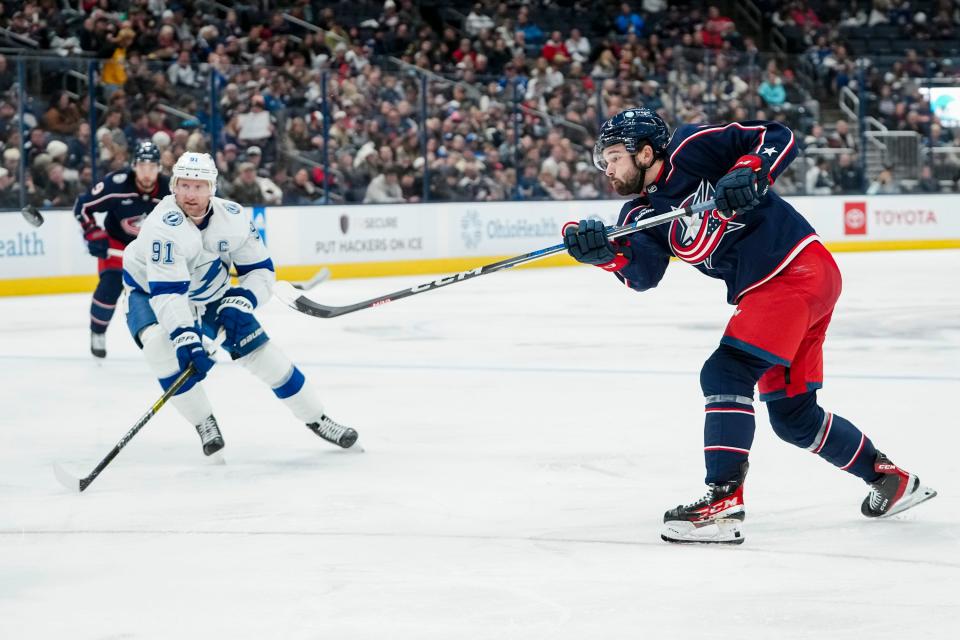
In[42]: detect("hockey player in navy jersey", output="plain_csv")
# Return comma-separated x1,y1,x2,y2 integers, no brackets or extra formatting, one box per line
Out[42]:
122,152,357,456
73,141,170,358
563,108,936,544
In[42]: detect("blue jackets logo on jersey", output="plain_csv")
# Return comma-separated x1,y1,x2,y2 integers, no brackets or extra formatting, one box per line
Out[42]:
668,179,744,267
163,211,184,226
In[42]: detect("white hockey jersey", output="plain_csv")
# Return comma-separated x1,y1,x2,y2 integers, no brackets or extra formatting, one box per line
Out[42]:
122,194,274,334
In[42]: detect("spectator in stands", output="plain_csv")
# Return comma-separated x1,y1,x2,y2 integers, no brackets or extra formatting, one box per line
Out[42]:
913,165,941,193
702,5,735,49
0,55,12,94
284,168,324,205
237,95,275,150
758,70,787,108
36,162,77,208
615,3,646,36
805,157,835,195
167,50,198,88
867,167,901,194
0,168,19,209
363,166,406,203
43,91,83,136
565,28,591,64
516,6,545,46
227,161,269,205
465,3,495,37
832,153,865,194
829,119,857,150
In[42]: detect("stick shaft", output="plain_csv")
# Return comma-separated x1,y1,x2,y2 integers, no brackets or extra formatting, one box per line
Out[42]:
279,199,716,319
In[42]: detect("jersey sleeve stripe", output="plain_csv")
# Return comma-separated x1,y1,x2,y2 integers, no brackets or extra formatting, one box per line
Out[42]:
148,280,190,296
80,191,141,216
664,123,768,183
235,258,275,276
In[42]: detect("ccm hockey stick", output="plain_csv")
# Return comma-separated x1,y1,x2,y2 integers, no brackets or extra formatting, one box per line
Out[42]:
53,365,196,493
274,199,718,319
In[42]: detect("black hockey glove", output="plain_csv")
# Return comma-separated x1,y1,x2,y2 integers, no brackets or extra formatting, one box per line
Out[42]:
713,154,771,219
217,288,267,358
83,224,109,259
170,327,216,381
563,219,632,272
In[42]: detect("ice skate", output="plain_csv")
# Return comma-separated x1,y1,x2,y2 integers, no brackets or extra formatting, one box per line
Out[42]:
195,415,225,456
861,452,936,518
307,415,358,449
662,462,747,545
90,331,107,359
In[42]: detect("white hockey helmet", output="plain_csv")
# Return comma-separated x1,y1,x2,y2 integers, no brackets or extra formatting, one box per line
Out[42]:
171,152,218,195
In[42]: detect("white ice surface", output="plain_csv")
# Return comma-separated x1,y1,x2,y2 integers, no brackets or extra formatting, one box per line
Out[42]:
1,250,958,639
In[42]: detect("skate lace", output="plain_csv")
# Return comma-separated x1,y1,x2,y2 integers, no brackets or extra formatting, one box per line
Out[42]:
197,416,221,443
314,416,347,440
684,486,716,509
868,485,884,511
91,333,106,347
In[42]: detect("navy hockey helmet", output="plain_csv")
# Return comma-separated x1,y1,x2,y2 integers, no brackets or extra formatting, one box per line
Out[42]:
593,107,671,171
133,140,161,164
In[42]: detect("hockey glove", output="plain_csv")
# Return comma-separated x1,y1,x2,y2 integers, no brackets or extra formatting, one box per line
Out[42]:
216,288,267,358
170,327,216,382
83,225,109,258
713,154,771,219
563,219,632,272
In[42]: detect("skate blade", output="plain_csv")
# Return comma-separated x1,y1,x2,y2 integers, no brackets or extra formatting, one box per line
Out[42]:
661,518,745,545
880,483,937,518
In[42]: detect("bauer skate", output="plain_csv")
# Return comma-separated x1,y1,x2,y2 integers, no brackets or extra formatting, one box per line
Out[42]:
90,331,107,359
195,415,225,456
307,415,358,449
661,462,748,545
861,452,937,518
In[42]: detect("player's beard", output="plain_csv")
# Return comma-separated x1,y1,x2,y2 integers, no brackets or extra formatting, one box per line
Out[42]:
610,163,647,196
135,177,156,193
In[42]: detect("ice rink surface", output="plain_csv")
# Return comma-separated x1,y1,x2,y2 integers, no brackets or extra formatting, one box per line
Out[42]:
1,249,958,639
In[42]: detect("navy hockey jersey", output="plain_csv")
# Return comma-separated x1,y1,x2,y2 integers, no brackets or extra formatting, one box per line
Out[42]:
73,170,171,245
614,121,818,304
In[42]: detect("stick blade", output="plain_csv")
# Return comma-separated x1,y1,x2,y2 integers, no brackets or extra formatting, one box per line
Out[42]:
290,266,331,291
273,280,339,318
52,462,82,494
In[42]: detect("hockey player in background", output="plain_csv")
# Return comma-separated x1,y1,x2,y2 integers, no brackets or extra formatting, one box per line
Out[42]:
73,141,169,358
563,108,936,544
121,152,358,456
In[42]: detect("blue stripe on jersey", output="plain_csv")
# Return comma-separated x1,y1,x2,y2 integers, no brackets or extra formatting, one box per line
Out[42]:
236,258,275,276
149,280,190,296
273,366,306,399
123,269,147,293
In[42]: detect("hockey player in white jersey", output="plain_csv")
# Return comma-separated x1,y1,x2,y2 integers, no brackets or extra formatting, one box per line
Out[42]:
122,152,357,455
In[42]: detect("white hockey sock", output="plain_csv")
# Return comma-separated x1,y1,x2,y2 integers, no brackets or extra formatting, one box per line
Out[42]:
238,342,325,423
139,323,213,425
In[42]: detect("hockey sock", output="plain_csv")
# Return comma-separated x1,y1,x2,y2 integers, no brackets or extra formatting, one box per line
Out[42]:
767,391,880,482
139,324,213,425
237,342,325,422
700,344,773,484
90,270,122,333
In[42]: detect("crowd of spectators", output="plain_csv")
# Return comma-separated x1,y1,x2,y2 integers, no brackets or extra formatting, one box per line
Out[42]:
1,0,959,211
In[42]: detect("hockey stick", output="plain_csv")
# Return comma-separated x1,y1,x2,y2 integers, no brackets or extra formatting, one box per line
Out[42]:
274,199,717,319
290,266,331,291
53,364,196,493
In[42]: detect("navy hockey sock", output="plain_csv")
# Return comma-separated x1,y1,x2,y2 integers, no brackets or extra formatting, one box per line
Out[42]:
700,344,773,484
90,269,122,333
767,392,880,482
